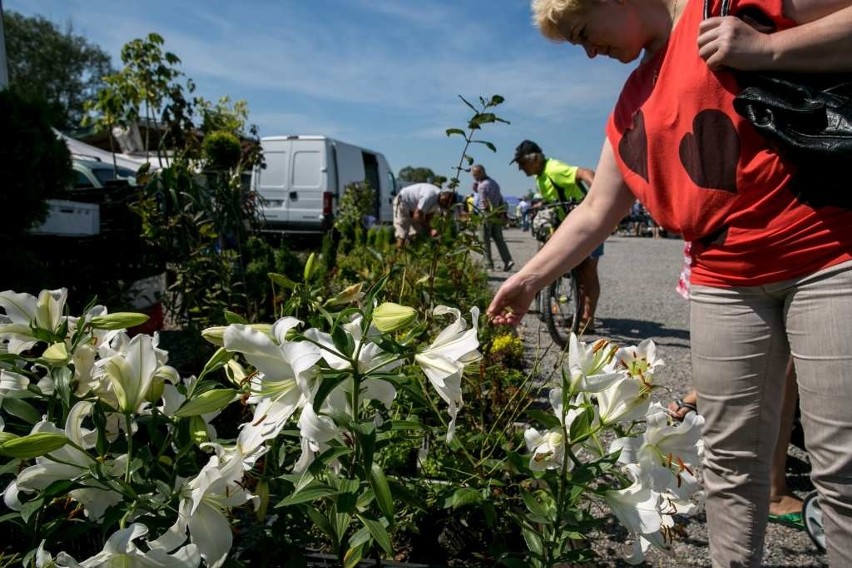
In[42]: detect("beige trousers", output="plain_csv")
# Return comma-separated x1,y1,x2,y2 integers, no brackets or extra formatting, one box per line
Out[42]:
691,260,852,567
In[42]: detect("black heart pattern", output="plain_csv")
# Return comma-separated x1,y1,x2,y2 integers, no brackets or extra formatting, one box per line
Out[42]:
618,110,649,183
679,109,740,193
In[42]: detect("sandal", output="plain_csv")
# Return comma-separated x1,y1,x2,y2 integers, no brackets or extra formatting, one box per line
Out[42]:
668,398,698,422
768,511,805,530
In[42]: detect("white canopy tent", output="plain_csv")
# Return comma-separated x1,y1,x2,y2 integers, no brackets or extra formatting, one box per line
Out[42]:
56,130,152,171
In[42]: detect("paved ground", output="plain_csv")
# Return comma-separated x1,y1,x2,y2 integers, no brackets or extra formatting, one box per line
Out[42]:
484,228,827,567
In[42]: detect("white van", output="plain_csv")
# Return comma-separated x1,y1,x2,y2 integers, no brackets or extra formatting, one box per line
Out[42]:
253,135,398,234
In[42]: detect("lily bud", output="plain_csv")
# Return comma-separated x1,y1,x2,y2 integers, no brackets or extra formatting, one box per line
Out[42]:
146,377,166,404
41,342,69,366
203,324,274,347
89,312,149,330
201,326,227,347
373,302,417,332
0,432,68,458
174,389,237,418
324,283,365,307
188,415,209,445
303,252,318,282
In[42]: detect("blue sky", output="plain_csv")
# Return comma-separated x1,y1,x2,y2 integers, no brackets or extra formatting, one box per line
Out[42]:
5,0,634,197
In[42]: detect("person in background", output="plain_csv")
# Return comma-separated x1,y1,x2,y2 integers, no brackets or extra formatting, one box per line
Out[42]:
490,0,852,564
512,139,601,332
518,196,531,231
392,182,455,249
472,164,515,271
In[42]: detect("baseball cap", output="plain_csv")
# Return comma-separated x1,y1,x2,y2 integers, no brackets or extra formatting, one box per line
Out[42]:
510,140,543,164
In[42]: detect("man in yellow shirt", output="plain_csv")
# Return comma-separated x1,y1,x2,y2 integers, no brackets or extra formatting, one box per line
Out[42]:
512,140,601,332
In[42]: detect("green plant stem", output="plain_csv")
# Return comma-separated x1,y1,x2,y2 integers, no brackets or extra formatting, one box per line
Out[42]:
124,413,134,483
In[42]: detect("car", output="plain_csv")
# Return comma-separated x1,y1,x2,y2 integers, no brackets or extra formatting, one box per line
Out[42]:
72,157,138,189
31,156,165,336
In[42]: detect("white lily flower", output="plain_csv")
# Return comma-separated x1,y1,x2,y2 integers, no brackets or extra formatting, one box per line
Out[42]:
603,464,670,564
615,339,664,384
54,523,200,567
523,388,586,471
223,321,322,442
0,289,68,354
610,403,704,496
35,540,55,568
1,369,30,397
150,454,256,568
414,306,481,442
566,334,622,393
202,424,270,472
293,404,344,473
304,325,402,409
73,326,139,397
12,402,125,520
524,428,566,471
596,374,652,426
92,334,177,414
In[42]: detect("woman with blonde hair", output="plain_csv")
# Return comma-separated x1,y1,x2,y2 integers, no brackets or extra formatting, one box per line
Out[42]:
489,0,852,564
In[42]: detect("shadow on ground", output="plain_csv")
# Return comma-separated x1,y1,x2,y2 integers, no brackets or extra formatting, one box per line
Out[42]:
594,317,690,345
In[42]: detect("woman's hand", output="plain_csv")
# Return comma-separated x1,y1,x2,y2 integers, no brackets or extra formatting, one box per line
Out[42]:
486,272,539,327
698,16,774,71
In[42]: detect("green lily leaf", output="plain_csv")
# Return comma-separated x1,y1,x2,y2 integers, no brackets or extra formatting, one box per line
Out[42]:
223,310,248,325
198,347,233,379
357,513,393,556
268,272,297,290
369,463,394,521
278,482,338,506
1,398,42,425
343,542,367,568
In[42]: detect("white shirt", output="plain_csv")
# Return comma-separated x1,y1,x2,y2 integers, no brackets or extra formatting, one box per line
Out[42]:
397,183,440,215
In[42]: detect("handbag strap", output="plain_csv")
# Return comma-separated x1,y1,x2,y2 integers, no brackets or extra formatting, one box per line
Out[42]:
703,0,729,19
546,175,585,218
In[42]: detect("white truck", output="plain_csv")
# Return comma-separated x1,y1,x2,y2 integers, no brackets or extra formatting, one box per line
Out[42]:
252,135,398,234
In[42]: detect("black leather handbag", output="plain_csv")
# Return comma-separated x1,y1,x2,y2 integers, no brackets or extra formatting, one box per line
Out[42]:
707,0,852,206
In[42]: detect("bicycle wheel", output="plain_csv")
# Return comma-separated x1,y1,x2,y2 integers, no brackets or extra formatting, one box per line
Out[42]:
542,272,583,348
802,490,825,552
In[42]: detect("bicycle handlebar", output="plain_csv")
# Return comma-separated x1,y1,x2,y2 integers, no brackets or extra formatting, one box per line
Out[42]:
536,200,579,213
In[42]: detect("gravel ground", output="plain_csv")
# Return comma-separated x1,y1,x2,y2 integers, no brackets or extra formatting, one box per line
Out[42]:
485,228,827,567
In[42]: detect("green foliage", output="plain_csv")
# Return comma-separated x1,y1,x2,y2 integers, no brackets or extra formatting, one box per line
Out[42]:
197,96,250,136
203,130,242,170
0,92,701,567
3,10,114,129
86,33,196,160
397,166,436,185
0,90,73,238
88,33,271,336
335,181,376,254
445,94,510,191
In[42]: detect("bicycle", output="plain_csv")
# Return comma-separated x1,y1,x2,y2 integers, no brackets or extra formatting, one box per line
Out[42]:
531,200,585,348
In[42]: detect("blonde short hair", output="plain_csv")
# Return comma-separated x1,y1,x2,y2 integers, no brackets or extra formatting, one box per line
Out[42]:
531,0,589,41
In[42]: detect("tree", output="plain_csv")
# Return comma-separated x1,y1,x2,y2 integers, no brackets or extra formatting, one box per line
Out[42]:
398,166,436,185
3,10,114,129
0,90,72,238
